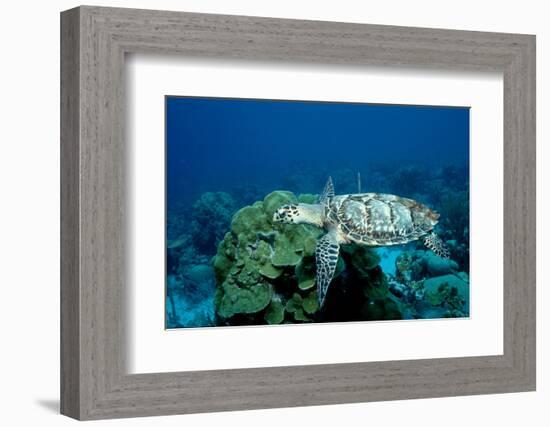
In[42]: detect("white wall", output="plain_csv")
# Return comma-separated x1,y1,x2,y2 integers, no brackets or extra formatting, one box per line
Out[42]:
0,0,546,425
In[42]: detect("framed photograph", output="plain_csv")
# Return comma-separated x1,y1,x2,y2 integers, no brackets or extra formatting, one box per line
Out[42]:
61,6,536,420
165,96,471,330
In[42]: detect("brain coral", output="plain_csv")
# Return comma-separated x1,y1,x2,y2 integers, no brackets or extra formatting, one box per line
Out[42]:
212,191,403,325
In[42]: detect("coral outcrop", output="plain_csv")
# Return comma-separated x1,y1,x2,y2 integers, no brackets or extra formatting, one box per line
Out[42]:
212,190,402,325
395,250,458,283
423,273,469,317
190,191,238,255
389,249,469,319
167,164,471,328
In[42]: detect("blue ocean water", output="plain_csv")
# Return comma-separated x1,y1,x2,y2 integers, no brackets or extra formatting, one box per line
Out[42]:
165,96,470,328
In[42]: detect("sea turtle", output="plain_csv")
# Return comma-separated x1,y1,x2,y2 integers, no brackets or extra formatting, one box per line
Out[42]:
273,177,449,307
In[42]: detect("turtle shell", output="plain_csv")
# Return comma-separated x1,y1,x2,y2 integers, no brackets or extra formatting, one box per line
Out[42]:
325,193,439,246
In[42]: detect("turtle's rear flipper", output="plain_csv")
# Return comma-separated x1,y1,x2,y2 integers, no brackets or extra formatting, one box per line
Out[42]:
315,232,340,307
424,232,450,259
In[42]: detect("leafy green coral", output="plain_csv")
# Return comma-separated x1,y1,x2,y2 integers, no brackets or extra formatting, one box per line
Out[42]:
259,262,283,280
231,203,271,242
295,260,316,290
217,281,272,318
213,190,322,323
212,190,401,325
271,233,303,267
285,293,313,322
302,291,319,314
264,298,285,324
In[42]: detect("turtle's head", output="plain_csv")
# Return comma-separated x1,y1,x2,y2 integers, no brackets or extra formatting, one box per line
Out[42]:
273,204,300,224
273,203,324,227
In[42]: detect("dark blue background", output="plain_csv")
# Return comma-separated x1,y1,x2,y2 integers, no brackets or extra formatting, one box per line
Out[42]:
166,96,469,206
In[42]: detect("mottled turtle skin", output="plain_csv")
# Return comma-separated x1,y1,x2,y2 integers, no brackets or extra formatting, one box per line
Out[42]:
324,193,440,246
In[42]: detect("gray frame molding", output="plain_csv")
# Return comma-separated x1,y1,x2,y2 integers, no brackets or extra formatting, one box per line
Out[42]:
60,5,536,420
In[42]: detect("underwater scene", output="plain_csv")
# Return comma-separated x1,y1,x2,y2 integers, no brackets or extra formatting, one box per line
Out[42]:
166,96,470,328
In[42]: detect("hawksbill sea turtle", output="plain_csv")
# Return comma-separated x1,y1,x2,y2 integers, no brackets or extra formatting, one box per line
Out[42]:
273,177,450,307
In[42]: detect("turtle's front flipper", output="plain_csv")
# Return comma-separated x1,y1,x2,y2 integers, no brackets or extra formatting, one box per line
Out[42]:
315,232,340,307
424,232,450,259
318,176,334,204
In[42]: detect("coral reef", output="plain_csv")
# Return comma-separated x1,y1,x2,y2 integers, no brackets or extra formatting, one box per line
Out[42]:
166,272,216,328
189,191,238,255
388,249,469,319
387,164,426,197
395,250,458,282
217,281,273,319
422,273,469,318
437,190,470,270
264,297,285,324
212,190,402,325
167,163,471,327
165,192,239,328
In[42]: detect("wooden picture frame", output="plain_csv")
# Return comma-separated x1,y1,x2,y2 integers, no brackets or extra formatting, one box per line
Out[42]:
60,5,536,420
